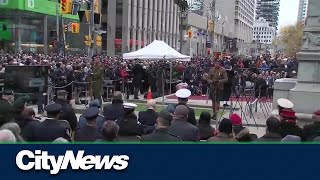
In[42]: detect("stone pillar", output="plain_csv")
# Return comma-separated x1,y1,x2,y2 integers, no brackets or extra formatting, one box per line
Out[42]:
148,0,153,44
122,0,130,53
107,0,116,56
153,0,158,41
132,0,137,51
143,0,148,47
157,0,162,40
137,0,143,49
290,0,320,115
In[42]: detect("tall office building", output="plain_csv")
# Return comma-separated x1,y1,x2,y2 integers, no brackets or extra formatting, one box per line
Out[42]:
234,0,255,43
297,0,308,22
103,0,180,56
255,0,280,28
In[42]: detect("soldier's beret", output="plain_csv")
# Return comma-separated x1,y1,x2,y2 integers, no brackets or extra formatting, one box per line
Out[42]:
83,107,100,120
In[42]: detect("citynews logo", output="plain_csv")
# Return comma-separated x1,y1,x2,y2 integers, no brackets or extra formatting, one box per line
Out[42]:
16,150,129,175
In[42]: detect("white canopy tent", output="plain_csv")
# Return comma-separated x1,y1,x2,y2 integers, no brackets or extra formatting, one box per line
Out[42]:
123,40,191,61
123,40,190,106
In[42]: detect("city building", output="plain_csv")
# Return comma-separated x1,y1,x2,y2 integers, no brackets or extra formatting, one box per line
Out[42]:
252,17,276,44
234,0,255,44
104,0,180,56
0,0,81,53
297,0,308,23
255,0,280,28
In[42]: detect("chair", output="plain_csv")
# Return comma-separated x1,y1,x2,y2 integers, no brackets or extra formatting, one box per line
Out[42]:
103,80,115,101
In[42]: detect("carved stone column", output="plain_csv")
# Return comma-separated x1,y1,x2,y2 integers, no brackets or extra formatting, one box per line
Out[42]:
290,0,320,116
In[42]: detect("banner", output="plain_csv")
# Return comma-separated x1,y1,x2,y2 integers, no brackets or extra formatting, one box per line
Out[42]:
0,144,319,179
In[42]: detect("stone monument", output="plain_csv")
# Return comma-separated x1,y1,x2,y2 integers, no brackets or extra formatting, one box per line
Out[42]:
290,0,320,117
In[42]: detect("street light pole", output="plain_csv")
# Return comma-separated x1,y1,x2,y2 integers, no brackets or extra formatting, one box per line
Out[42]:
88,0,95,62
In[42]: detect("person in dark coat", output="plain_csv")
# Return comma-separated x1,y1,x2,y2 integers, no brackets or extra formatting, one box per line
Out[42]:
74,107,103,142
169,105,199,141
0,93,14,127
22,103,71,142
55,90,77,131
103,91,124,121
257,116,282,142
173,89,197,126
138,99,158,134
132,61,144,99
230,113,257,142
207,118,237,142
97,121,119,142
197,112,215,140
222,65,234,106
141,110,180,142
78,99,105,130
303,110,320,141
278,108,304,140
116,103,143,138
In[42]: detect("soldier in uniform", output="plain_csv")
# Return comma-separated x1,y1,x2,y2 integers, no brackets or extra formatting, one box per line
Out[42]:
92,58,104,105
204,61,228,119
141,110,180,142
0,91,14,126
74,107,103,142
22,103,71,142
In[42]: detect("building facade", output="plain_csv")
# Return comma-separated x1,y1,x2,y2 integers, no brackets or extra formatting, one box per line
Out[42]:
104,0,180,56
234,0,255,44
297,0,308,23
252,17,276,45
255,0,280,29
0,0,80,53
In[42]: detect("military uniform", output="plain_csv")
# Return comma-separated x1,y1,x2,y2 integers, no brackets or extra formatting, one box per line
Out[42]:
74,107,103,142
92,66,104,105
141,128,180,142
23,103,71,142
0,98,13,126
207,67,228,102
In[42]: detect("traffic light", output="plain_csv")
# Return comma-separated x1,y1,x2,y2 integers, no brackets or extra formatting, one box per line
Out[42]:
60,0,71,14
94,0,100,13
85,35,91,47
71,23,80,33
64,25,68,33
188,30,193,39
96,35,102,47
208,20,214,32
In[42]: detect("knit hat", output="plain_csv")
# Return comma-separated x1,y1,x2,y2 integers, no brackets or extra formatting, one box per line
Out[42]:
174,105,189,119
218,118,233,134
230,113,242,126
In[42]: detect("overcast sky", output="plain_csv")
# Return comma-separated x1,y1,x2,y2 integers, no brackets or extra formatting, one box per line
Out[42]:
278,0,300,29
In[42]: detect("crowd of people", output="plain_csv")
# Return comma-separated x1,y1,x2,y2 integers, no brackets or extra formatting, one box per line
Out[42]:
1,86,320,143
0,51,311,143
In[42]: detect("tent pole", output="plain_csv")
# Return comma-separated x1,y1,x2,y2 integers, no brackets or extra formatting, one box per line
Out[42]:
162,56,165,108
169,62,172,95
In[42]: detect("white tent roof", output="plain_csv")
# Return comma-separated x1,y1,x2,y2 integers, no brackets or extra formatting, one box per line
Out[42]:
123,40,190,61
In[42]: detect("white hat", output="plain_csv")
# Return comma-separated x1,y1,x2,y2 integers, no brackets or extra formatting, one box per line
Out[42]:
175,89,191,99
277,98,294,109
123,103,137,109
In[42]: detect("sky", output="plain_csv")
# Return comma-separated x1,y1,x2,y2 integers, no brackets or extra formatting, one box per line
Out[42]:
278,0,300,30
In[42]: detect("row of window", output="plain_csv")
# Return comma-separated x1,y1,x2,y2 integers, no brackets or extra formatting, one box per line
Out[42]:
256,39,272,43
254,36,272,39
254,31,272,35
254,27,272,31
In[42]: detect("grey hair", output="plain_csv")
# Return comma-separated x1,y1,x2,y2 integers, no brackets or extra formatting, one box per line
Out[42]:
0,122,21,135
52,137,69,143
0,129,16,142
